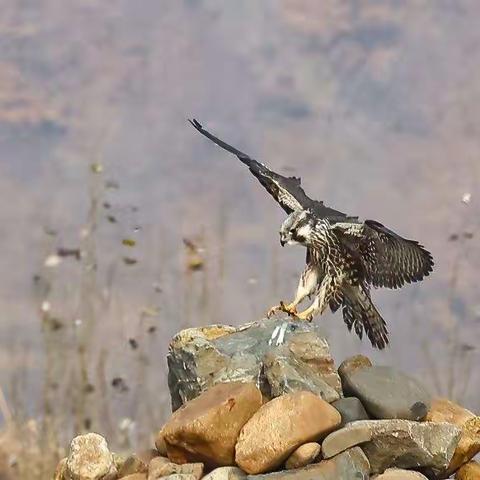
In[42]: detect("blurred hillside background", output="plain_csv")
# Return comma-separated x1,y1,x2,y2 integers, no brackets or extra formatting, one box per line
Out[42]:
0,1,479,478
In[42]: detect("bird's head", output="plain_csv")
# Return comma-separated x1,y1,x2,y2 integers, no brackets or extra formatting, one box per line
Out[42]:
279,209,315,247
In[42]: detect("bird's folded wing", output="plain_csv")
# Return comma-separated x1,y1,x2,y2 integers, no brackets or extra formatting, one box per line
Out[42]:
189,119,347,218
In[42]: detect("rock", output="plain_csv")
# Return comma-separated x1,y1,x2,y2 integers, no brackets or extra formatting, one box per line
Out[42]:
373,468,428,479
66,433,117,480
118,454,148,477
137,450,161,465
426,398,480,477
147,457,171,479
338,355,372,380
114,454,128,472
332,397,369,426
158,476,198,480
202,467,246,480
455,461,480,480
155,431,168,456
147,458,203,480
161,381,262,467
235,391,341,474
340,366,431,420
54,457,68,480
167,319,341,411
246,447,369,480
285,443,320,470
122,475,147,480
264,333,342,403
322,419,461,475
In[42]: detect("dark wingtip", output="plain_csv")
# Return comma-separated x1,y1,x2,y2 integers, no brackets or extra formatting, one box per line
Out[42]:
188,118,202,130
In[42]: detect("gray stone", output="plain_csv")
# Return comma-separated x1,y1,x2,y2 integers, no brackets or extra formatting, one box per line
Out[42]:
340,366,431,420
246,447,369,480
321,419,461,475
332,397,370,426
167,318,341,411
202,467,246,480
264,342,340,403
117,454,148,477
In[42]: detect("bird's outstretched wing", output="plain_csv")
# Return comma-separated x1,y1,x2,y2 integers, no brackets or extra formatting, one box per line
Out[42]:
189,119,347,218
361,220,434,289
333,220,434,289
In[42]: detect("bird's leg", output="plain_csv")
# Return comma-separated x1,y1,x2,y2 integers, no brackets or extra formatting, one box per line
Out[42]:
267,265,319,318
294,276,332,322
294,298,319,322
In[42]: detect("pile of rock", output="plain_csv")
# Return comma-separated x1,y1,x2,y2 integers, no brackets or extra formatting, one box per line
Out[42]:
55,319,480,480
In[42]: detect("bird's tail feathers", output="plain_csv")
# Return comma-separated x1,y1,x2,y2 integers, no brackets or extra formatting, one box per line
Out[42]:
342,285,389,349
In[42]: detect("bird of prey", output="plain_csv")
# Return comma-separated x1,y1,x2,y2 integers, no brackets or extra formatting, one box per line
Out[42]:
189,119,434,349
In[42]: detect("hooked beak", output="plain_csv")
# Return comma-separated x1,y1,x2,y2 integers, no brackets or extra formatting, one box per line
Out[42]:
280,238,286,247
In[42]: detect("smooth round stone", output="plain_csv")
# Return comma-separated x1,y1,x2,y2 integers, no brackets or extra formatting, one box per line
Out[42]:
332,397,369,426
285,442,321,469
374,468,428,479
342,366,431,420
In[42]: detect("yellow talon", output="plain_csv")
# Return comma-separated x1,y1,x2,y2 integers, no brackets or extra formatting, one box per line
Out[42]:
267,304,282,318
267,301,298,318
279,301,298,316
293,308,315,322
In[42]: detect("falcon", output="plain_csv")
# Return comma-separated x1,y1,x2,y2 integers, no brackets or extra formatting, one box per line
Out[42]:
189,119,434,349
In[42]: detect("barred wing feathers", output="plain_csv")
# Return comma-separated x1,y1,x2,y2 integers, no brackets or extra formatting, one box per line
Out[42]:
189,119,347,219
362,220,434,289
333,219,434,289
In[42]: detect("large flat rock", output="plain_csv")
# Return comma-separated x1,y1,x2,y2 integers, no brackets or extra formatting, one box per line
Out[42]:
245,448,369,480
167,319,342,411
322,419,461,475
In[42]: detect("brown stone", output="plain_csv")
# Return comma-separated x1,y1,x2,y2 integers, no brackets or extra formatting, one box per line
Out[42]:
285,442,321,470
147,458,203,480
338,355,372,381
426,398,480,477
455,461,480,480
161,381,263,467
122,475,147,480
66,433,117,480
235,391,341,474
147,457,171,479
54,458,68,480
155,430,168,457
118,454,148,477
426,398,476,425
373,468,428,479
137,450,161,465
248,447,369,480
